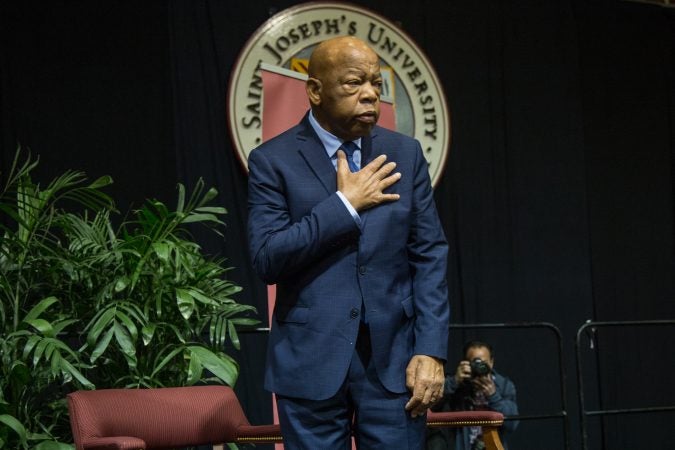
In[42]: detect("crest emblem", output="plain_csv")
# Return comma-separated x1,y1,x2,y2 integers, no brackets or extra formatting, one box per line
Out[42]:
227,1,451,187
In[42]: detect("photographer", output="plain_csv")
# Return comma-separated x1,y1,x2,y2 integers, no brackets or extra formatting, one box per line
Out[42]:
427,341,519,450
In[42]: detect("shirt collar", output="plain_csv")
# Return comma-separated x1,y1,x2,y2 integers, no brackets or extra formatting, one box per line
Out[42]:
308,110,362,159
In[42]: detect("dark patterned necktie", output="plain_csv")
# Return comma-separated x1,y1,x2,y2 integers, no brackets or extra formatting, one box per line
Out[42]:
341,141,364,321
341,141,359,172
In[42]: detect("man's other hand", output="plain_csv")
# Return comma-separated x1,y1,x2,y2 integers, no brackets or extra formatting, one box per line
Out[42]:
404,355,445,418
472,374,497,397
454,360,472,385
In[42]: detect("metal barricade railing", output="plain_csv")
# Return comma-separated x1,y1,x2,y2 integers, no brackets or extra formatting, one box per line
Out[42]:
449,322,570,450
575,320,675,450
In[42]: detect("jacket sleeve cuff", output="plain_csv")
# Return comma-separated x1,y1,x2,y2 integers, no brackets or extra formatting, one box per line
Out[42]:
336,190,361,226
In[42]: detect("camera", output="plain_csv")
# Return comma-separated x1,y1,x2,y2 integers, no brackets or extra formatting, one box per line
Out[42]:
470,358,491,377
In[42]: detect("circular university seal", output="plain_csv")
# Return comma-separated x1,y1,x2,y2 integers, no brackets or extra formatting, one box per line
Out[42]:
227,1,450,188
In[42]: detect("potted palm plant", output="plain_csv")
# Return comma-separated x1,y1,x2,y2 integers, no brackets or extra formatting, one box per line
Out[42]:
0,149,258,449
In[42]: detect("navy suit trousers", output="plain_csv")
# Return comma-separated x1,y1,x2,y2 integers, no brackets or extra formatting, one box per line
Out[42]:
276,325,426,450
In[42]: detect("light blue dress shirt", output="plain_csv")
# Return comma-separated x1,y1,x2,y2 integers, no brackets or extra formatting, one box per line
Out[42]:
308,111,362,225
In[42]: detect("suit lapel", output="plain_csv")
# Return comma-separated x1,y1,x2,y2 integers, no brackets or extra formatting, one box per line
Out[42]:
357,129,379,229
296,117,337,195
361,128,376,167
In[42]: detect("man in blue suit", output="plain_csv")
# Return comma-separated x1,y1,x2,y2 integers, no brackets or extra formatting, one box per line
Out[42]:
247,36,450,449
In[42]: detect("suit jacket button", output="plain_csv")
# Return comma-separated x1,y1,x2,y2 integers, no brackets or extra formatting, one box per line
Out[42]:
358,265,366,275
350,308,359,319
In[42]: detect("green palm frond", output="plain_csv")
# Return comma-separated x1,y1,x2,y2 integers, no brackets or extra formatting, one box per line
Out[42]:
0,147,259,448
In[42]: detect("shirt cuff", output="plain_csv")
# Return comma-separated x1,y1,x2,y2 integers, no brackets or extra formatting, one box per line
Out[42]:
336,191,361,226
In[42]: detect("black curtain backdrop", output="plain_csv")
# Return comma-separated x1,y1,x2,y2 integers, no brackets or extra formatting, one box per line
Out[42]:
1,1,674,449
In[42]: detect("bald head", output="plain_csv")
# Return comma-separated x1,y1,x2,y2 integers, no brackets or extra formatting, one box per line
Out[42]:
308,36,378,80
305,36,382,140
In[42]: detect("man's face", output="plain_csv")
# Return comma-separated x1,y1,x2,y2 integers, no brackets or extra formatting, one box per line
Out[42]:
310,44,382,140
466,346,494,370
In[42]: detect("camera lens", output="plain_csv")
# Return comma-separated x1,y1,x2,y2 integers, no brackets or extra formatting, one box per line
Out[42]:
470,358,490,377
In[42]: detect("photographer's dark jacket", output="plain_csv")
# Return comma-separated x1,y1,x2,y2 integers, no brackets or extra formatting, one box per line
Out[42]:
426,370,519,450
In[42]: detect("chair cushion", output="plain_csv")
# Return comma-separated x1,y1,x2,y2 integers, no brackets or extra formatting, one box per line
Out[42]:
68,386,249,449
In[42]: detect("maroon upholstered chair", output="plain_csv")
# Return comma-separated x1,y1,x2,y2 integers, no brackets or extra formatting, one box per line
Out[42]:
68,386,504,450
427,410,505,450
67,385,281,449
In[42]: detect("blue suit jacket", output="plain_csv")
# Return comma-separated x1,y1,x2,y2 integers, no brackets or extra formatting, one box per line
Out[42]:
248,114,450,400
